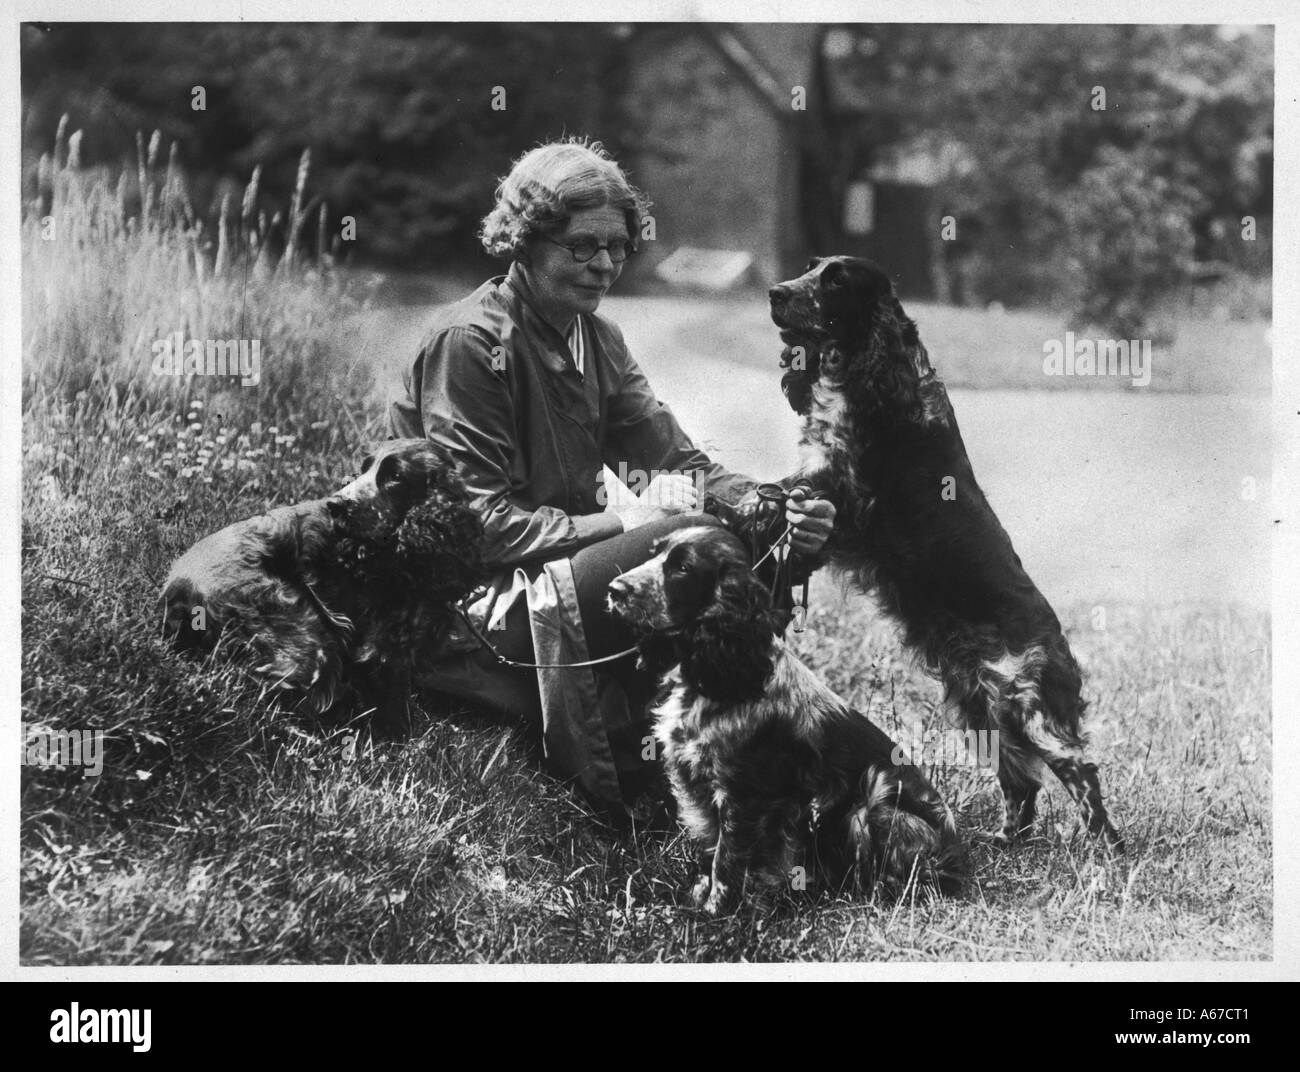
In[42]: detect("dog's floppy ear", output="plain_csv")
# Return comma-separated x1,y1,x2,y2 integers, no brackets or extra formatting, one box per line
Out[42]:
891,296,922,352
863,294,926,424
392,497,484,601
634,632,685,679
680,564,782,703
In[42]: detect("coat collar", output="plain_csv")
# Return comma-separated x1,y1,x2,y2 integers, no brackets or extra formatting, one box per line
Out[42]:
502,260,573,342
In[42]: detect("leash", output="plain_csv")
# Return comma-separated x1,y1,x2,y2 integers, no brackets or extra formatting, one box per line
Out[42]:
747,482,816,633
456,483,820,669
454,598,641,670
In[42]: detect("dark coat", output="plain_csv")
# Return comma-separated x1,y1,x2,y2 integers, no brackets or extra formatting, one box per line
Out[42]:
390,261,755,568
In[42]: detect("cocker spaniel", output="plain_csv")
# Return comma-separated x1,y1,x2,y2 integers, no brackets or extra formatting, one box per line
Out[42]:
732,255,1123,852
607,525,965,916
162,438,483,728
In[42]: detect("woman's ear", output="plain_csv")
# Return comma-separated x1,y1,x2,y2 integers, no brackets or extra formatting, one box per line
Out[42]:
680,566,780,703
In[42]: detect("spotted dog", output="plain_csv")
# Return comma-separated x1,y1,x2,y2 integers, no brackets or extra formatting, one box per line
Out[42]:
608,525,966,916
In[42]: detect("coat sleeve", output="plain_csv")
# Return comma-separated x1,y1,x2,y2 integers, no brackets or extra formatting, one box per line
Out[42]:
405,326,622,568
602,342,758,507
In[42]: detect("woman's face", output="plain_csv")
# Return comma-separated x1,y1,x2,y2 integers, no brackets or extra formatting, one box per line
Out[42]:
525,205,629,328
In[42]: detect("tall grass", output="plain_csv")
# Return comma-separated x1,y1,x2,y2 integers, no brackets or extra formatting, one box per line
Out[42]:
21,121,392,888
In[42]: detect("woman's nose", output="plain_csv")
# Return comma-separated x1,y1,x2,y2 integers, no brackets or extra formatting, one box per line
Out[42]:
588,249,615,272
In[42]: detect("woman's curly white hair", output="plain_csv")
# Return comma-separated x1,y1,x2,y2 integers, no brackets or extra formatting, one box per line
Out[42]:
479,138,651,261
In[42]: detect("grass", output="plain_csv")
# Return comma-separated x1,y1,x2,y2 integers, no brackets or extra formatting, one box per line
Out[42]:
19,125,1272,965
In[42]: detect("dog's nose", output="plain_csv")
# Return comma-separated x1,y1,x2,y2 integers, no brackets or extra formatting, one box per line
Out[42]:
769,283,790,306
326,497,345,518
608,575,632,602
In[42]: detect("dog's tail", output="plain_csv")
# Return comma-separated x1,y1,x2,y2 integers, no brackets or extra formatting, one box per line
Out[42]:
847,765,967,898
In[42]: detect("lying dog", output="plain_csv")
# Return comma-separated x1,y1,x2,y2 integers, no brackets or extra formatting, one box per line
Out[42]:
162,438,483,727
739,255,1123,853
608,524,965,916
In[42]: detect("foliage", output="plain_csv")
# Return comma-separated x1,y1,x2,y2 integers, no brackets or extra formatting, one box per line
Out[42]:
21,22,630,266
817,23,1272,331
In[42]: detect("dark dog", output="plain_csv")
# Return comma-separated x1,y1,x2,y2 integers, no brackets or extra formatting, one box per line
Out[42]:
608,525,965,916
162,438,483,727
733,255,1123,853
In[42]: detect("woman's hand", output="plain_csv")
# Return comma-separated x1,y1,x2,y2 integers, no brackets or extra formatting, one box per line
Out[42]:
785,490,836,558
642,473,699,514
610,473,699,532
609,501,670,532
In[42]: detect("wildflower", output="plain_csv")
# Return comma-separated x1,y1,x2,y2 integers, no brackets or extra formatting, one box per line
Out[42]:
191,400,204,409
180,466,195,478
189,422,202,433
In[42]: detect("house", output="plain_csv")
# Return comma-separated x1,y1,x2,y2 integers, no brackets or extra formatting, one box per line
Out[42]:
620,23,950,298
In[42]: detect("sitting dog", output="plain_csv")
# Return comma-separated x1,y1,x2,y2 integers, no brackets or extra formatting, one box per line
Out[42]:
607,524,965,916
737,255,1123,852
161,438,483,727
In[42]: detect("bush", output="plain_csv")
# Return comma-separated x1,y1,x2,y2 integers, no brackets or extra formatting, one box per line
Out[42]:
1062,148,1199,339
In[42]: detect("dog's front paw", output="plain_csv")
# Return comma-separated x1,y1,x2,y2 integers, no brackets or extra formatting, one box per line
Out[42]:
702,880,737,918
690,874,712,908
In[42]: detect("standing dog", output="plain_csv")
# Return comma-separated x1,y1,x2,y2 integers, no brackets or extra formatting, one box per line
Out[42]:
736,255,1123,852
608,525,965,916
162,438,483,727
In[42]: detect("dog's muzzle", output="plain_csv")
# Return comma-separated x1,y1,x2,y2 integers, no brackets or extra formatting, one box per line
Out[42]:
607,567,672,631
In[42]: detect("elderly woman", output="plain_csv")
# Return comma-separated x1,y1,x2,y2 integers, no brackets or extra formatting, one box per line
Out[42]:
390,140,834,812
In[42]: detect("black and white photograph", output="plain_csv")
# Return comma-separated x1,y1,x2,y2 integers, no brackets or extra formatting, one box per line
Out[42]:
8,2,1293,983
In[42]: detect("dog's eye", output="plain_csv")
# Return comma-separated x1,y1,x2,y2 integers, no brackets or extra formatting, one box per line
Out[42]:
821,262,847,290
374,453,404,490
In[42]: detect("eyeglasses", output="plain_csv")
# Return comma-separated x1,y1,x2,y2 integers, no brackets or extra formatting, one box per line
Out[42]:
542,235,634,264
